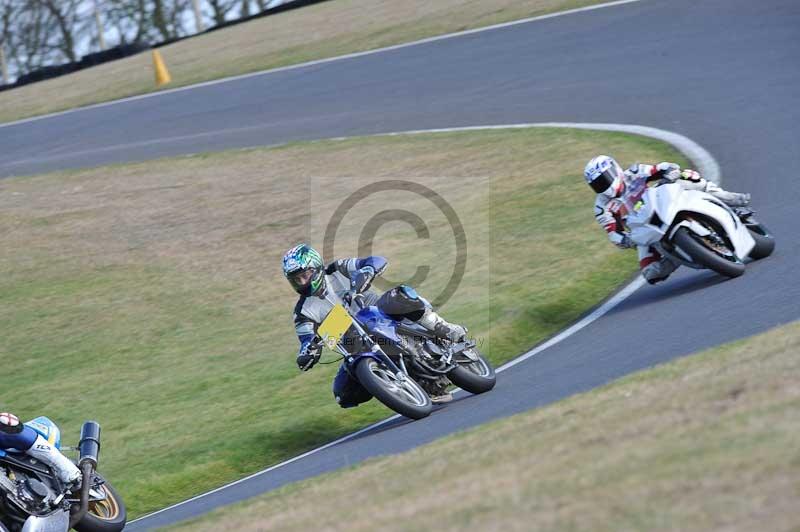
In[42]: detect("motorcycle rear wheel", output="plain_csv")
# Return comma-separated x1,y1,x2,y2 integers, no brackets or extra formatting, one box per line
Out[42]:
74,475,127,532
355,358,432,420
673,227,745,278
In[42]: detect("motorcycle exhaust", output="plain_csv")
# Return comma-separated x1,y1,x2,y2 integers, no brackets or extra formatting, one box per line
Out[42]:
78,421,101,468
69,421,101,529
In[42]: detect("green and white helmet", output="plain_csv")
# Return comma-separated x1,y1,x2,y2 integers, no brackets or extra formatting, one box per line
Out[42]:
282,244,326,297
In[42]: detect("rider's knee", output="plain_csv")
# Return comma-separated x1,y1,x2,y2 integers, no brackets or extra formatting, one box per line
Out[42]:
335,395,359,409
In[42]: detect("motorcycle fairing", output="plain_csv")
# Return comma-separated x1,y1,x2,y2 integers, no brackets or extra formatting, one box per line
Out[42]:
355,306,403,346
627,182,694,244
335,305,405,376
670,191,755,259
627,183,755,259
0,452,52,476
23,417,61,450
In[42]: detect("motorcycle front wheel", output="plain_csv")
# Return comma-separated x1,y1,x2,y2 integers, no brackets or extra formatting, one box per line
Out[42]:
447,348,496,394
355,358,432,420
673,227,745,278
746,223,775,260
74,474,127,532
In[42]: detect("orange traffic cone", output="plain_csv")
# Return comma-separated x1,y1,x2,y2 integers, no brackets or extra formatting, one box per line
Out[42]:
152,50,171,86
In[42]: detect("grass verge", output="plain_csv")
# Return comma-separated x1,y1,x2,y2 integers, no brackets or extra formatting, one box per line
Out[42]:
0,0,612,124
168,320,800,532
0,127,686,516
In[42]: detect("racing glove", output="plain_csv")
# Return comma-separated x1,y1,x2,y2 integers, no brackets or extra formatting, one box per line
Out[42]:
656,162,682,181
680,169,702,182
351,266,376,294
297,339,322,371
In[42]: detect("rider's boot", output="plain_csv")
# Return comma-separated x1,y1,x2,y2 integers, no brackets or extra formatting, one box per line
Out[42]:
639,251,678,284
417,309,467,342
708,187,750,207
424,377,455,404
416,310,467,403
430,393,454,404
26,435,82,486
689,180,751,207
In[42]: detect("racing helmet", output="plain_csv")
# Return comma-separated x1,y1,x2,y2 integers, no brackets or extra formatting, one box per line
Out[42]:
584,155,625,198
282,244,326,297
0,412,23,434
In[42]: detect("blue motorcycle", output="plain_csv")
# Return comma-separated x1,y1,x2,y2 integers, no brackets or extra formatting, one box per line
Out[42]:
318,292,496,420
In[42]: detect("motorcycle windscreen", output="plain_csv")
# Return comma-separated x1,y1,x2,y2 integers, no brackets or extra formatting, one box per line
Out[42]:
318,304,354,350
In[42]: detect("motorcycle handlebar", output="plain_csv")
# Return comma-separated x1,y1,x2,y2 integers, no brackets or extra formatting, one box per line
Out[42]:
353,293,366,309
342,291,367,309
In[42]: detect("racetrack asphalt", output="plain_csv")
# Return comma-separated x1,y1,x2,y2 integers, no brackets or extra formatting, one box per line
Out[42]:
2,0,798,528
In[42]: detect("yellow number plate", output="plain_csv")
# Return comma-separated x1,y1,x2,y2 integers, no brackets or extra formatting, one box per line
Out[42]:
317,304,353,350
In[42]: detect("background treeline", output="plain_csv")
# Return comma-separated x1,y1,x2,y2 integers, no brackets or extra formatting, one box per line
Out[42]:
0,0,320,88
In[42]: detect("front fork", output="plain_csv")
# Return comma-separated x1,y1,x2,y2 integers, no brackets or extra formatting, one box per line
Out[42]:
655,241,698,269
339,320,407,381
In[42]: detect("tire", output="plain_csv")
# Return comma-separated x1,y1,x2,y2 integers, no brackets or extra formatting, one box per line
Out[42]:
74,475,127,532
673,227,745,278
746,223,775,260
355,358,432,420
447,348,496,394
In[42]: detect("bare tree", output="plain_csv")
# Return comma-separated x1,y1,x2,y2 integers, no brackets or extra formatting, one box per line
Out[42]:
103,0,190,43
10,1,57,73
0,0,16,82
40,0,81,63
150,0,169,38
105,0,150,44
151,0,190,40
1,0,87,79
206,0,238,26
2,0,284,82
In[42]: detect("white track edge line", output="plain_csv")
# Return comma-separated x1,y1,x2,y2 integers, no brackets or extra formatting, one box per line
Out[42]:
130,121,719,525
0,0,644,130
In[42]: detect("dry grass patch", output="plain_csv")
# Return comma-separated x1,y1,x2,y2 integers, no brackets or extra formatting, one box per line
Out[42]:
170,320,800,532
0,0,609,123
0,127,685,515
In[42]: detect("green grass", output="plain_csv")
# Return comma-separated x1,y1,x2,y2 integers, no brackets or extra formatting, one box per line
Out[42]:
0,0,611,124
0,127,687,516
168,320,800,532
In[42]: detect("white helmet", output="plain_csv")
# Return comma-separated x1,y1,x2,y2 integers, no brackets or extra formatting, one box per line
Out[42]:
584,155,625,198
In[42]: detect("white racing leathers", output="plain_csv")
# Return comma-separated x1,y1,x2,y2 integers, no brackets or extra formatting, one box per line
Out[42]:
594,163,750,283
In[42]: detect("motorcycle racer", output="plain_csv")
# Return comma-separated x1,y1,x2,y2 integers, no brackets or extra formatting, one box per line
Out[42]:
0,412,81,485
585,155,751,284
283,243,466,406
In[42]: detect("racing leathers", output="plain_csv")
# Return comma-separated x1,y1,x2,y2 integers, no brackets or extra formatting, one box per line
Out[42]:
291,256,465,407
595,162,751,284
0,412,82,485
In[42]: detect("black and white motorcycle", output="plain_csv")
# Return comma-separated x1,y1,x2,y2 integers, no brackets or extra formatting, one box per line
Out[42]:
0,417,126,532
620,175,775,278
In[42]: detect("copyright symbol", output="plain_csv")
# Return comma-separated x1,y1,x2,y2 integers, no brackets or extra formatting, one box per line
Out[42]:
323,180,466,308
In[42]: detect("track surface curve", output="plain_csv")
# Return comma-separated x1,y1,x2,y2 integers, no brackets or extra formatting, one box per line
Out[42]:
2,0,799,528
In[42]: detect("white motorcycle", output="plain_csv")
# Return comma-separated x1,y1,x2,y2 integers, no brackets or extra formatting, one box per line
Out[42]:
619,176,775,278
